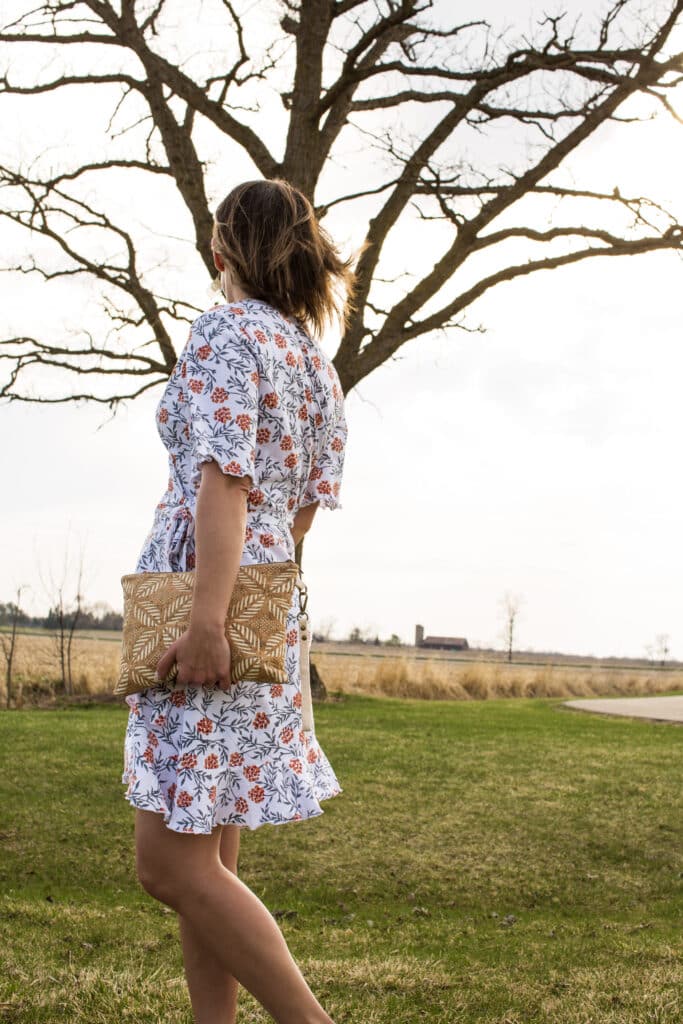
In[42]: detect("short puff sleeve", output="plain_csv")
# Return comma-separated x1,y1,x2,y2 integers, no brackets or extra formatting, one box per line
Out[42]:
302,401,348,510
184,310,260,491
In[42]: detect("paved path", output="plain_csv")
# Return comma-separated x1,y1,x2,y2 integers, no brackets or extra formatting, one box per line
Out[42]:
563,695,683,723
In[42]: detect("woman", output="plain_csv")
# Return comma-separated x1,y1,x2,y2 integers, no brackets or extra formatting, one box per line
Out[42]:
121,178,355,1024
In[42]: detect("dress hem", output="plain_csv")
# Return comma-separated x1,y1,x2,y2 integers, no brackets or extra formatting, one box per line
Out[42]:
121,781,343,834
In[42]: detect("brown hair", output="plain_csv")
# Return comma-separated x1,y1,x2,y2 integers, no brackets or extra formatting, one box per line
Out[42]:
212,179,358,339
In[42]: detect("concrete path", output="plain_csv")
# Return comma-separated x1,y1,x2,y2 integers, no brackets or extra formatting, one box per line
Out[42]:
563,695,683,724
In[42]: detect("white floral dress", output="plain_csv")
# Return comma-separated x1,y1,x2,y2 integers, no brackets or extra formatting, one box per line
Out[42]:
121,298,348,833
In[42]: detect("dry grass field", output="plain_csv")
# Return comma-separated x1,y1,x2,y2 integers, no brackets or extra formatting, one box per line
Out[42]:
2,628,683,706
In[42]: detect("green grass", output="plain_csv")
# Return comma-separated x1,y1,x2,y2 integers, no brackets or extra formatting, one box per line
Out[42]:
0,694,681,1023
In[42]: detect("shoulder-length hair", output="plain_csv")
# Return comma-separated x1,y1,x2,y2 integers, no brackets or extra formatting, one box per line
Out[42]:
212,178,360,339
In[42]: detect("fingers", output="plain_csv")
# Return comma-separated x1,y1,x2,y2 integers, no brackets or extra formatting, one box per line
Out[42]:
214,642,233,691
175,666,232,689
173,666,230,688
175,662,231,689
155,640,178,681
161,632,232,689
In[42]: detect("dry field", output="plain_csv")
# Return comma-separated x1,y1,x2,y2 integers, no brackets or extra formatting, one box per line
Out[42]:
2,629,682,705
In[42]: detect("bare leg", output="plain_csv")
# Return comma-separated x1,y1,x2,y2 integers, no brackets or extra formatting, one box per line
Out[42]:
177,823,241,1024
135,809,334,1024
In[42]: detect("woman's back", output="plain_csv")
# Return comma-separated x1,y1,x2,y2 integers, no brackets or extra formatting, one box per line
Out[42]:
135,297,348,573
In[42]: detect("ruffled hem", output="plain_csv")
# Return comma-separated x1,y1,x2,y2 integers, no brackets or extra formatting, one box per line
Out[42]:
121,666,342,834
121,701,344,833
120,772,342,834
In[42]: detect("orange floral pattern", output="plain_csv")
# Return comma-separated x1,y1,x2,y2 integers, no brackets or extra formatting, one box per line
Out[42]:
139,299,347,574
122,299,346,834
122,585,343,833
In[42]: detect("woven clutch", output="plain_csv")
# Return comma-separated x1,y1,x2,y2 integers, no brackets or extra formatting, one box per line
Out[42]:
115,560,302,698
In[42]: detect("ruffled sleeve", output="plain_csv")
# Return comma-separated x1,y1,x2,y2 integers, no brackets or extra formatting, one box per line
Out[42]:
301,401,348,510
183,310,260,491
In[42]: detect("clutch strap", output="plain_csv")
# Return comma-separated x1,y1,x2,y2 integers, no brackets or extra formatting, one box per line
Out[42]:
295,572,314,734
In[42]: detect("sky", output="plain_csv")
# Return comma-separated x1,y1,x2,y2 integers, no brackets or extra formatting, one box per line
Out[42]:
2,0,683,658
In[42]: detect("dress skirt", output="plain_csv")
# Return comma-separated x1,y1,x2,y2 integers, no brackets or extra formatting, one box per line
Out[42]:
121,587,342,833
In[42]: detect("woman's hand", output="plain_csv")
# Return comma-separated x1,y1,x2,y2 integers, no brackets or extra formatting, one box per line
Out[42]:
156,622,233,692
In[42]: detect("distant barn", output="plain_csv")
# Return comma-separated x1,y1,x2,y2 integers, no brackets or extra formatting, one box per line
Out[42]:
414,624,469,651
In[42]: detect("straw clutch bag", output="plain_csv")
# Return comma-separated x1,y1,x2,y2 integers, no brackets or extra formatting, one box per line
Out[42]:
115,561,312,723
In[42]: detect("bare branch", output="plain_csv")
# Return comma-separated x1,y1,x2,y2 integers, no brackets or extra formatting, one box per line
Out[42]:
0,2,280,177
3,0,683,404
411,229,683,341
0,71,143,93
353,228,683,383
0,161,180,375
41,159,173,185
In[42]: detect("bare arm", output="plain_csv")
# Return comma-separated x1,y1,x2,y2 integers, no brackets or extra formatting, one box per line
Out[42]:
190,460,251,629
180,465,319,624
191,469,319,596
156,460,250,689
291,501,319,547
156,470,322,687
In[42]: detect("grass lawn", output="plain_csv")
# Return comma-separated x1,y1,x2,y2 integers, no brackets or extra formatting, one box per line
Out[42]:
0,694,681,1023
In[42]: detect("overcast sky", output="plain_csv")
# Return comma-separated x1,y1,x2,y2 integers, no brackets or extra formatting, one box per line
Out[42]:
2,0,683,658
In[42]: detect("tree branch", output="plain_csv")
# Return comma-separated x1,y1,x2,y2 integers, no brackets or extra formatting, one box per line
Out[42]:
3,0,683,404
0,162,181,374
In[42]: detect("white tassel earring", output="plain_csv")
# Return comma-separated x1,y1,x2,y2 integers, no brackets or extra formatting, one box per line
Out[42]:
208,273,224,302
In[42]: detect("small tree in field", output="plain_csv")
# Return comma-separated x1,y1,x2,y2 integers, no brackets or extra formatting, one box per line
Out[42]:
311,615,336,643
499,590,524,663
0,583,28,709
654,632,671,667
36,531,89,696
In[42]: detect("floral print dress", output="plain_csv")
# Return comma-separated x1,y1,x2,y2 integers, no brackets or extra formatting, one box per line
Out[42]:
121,298,348,833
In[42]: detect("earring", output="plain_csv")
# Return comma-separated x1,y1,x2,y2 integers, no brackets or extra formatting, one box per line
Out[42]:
208,274,224,301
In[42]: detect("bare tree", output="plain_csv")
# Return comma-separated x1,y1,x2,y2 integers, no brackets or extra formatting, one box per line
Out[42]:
348,623,375,643
654,631,671,667
0,582,28,708
499,590,524,663
36,530,89,696
4,2,683,699
312,615,337,643
1,2,683,404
